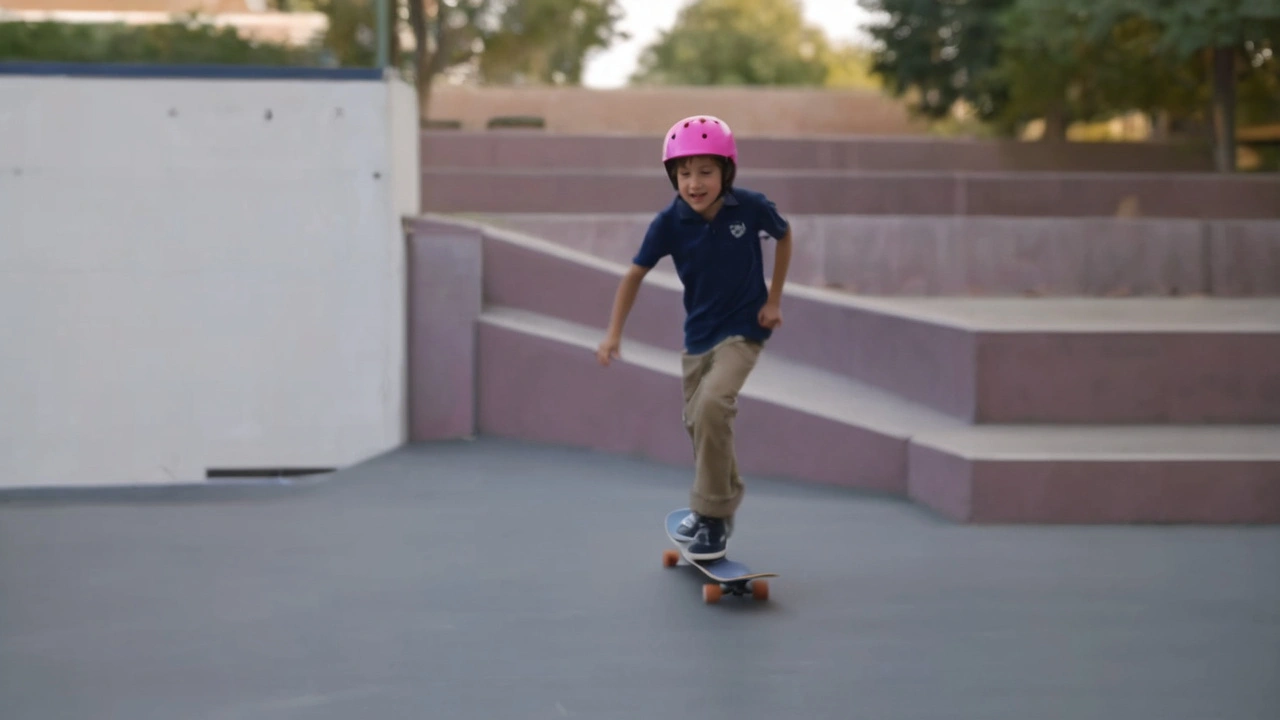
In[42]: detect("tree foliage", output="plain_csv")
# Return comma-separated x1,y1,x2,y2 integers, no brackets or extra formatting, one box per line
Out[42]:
1109,0,1280,168
629,0,831,86
480,0,627,85
0,0,627,124
405,0,625,119
315,0,382,67
1113,0,1280,58
0,18,316,65
860,0,1280,167
857,0,1011,120
821,41,882,90
988,1,1203,138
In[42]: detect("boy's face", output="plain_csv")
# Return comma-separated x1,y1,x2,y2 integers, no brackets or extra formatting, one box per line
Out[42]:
675,155,723,216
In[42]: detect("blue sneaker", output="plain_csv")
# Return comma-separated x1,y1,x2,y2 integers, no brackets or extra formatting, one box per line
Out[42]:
673,511,699,542
686,516,729,561
673,511,734,543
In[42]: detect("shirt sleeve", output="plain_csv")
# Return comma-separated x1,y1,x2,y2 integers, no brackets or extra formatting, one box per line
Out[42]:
632,215,671,268
756,194,789,241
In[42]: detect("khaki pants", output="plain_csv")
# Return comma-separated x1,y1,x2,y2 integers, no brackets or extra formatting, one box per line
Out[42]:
681,335,762,519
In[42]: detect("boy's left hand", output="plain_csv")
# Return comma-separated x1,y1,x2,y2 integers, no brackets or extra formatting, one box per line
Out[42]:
758,302,782,329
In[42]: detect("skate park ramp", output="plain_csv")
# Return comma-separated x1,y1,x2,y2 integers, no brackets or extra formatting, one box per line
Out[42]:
3,437,1279,720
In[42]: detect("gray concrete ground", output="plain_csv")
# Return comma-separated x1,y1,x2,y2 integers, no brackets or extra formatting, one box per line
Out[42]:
2,437,1277,720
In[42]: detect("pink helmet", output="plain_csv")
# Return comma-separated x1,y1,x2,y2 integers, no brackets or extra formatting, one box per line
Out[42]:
662,115,737,164
661,115,737,191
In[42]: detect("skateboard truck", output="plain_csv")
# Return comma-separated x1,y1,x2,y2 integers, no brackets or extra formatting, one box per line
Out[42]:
662,548,770,603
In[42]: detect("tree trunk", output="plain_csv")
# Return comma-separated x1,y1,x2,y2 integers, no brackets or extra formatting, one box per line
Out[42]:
1210,45,1237,172
408,0,435,126
417,68,436,125
1149,110,1170,142
1041,103,1069,143
407,0,461,127
389,0,402,69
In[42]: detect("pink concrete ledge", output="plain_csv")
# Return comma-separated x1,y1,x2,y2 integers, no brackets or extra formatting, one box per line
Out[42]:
909,444,1280,524
482,213,1280,298
422,169,1280,219
421,132,1215,173
405,217,483,440
420,217,1280,425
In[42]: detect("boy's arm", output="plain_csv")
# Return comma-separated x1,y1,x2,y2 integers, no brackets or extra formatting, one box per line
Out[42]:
758,229,791,330
767,228,792,306
598,264,651,365
606,264,650,338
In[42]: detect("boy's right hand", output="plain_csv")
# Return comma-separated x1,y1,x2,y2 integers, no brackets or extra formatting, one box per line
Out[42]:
596,335,622,366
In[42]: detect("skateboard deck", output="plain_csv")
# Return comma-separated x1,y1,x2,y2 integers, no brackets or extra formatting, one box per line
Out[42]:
663,508,777,604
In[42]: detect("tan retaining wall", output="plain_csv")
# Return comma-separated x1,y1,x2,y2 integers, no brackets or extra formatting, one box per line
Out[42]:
427,84,928,136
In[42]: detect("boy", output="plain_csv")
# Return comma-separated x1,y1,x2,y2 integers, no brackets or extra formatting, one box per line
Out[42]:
595,115,792,561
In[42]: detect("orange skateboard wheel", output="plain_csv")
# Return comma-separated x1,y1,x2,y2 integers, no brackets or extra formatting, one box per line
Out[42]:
702,584,722,604
752,580,770,601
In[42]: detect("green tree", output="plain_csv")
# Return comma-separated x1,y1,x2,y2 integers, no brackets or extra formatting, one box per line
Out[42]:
0,19,316,65
402,0,487,122
480,0,627,85
405,0,625,121
1235,38,1279,129
857,0,1013,121
630,0,831,86
860,0,1278,163
1106,0,1280,170
820,41,883,90
315,0,385,68
988,1,1201,141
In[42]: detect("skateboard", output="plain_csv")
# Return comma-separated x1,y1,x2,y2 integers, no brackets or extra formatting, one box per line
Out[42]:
663,508,777,604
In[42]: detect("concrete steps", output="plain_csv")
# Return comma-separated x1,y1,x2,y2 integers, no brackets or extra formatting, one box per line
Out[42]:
479,212,1280,298
421,131,1216,173
405,215,1280,523
773,292,1280,424
422,167,1280,218
475,306,1280,523
910,426,1280,523
478,222,1280,424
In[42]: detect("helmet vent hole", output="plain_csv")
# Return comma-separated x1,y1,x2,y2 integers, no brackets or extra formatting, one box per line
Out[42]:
683,122,690,127
702,133,707,139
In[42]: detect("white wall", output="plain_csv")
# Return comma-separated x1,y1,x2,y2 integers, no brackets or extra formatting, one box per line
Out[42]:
0,70,419,487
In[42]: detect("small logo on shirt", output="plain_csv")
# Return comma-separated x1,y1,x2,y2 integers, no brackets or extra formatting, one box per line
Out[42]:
729,221,747,238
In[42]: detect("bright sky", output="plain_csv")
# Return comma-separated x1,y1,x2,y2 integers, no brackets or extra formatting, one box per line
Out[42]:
582,0,877,88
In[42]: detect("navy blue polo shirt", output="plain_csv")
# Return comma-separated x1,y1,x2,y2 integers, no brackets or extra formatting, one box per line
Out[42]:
632,187,790,354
